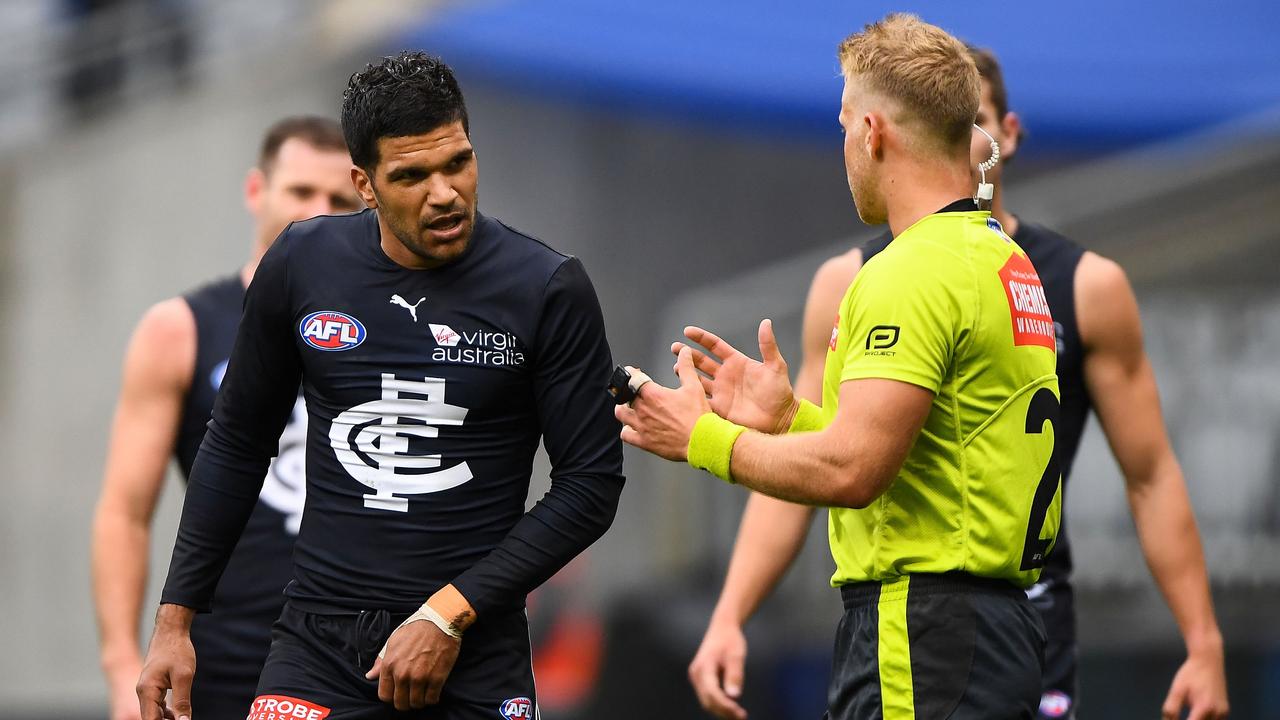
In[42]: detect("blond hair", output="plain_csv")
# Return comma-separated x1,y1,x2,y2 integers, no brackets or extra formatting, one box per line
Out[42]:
838,14,979,151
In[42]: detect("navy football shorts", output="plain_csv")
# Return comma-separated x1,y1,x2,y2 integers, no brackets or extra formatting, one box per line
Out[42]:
188,608,276,719
248,602,538,720
1027,578,1077,719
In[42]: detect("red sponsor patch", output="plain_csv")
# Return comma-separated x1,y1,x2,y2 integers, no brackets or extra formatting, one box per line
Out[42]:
829,313,840,351
998,252,1055,350
247,695,332,720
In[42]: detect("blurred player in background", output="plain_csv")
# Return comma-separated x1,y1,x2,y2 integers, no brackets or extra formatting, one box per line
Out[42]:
92,116,360,720
622,14,1059,718
136,51,624,720
687,46,1229,720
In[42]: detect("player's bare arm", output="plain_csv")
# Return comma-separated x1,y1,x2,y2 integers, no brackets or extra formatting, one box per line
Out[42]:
687,250,862,719
1076,252,1229,720
143,231,305,718
92,299,195,720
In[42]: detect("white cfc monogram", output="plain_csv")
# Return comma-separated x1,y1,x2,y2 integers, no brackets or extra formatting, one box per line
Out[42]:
329,373,473,512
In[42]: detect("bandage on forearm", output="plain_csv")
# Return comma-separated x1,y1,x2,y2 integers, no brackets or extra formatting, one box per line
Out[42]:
687,412,747,483
377,601,462,659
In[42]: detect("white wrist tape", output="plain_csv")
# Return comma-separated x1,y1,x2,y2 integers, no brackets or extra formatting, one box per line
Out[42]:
625,366,652,398
377,602,462,659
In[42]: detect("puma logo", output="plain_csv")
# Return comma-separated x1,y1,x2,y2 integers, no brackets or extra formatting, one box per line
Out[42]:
390,294,426,323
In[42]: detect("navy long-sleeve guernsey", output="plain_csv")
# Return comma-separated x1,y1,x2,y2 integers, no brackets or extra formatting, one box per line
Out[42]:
161,209,625,618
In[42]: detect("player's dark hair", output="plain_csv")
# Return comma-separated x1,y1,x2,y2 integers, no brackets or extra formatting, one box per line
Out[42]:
967,46,1009,120
968,45,1027,154
258,116,348,176
341,51,470,172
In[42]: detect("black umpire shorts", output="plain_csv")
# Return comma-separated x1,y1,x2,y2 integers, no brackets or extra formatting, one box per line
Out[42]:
824,573,1045,720
248,601,538,720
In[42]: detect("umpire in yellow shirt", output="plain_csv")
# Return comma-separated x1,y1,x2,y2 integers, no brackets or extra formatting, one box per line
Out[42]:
618,14,1061,719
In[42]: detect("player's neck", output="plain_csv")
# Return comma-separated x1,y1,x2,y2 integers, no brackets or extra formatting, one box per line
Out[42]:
884,160,972,237
241,238,270,288
989,185,1019,236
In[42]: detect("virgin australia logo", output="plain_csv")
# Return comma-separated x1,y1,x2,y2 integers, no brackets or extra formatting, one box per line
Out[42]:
428,323,461,346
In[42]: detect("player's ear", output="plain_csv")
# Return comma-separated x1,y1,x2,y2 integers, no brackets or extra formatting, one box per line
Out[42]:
351,166,379,209
1001,111,1021,160
244,167,265,215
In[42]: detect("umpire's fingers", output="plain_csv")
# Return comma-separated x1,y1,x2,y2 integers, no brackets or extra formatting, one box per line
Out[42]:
675,347,700,389
619,423,648,451
672,342,722,378
757,319,785,368
614,403,639,428
684,326,739,362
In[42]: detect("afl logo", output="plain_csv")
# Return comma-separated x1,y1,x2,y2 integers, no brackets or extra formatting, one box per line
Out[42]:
300,311,366,352
1038,691,1072,717
498,697,534,719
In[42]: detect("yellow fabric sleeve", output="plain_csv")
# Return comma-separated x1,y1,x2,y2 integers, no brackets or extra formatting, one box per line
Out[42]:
839,253,960,393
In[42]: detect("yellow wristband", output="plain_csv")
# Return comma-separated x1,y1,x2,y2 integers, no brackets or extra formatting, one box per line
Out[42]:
787,399,825,433
687,413,747,483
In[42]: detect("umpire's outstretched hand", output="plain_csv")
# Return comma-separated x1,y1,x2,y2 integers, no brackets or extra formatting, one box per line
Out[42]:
136,604,197,720
673,319,798,435
366,619,462,710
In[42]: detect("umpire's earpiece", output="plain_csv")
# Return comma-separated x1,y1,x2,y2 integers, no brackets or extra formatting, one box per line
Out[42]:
973,124,1000,210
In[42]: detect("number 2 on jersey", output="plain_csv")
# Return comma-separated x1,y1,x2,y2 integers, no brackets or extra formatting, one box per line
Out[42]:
1021,387,1062,570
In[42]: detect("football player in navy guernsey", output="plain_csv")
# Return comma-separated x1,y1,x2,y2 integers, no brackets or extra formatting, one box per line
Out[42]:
686,47,1229,720
93,116,360,720
136,51,625,720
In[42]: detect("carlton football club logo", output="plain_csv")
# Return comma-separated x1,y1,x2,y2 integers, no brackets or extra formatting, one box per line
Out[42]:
329,373,473,512
299,310,366,351
499,697,535,719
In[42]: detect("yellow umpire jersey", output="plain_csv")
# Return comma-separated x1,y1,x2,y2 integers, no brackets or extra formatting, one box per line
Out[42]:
823,205,1062,589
